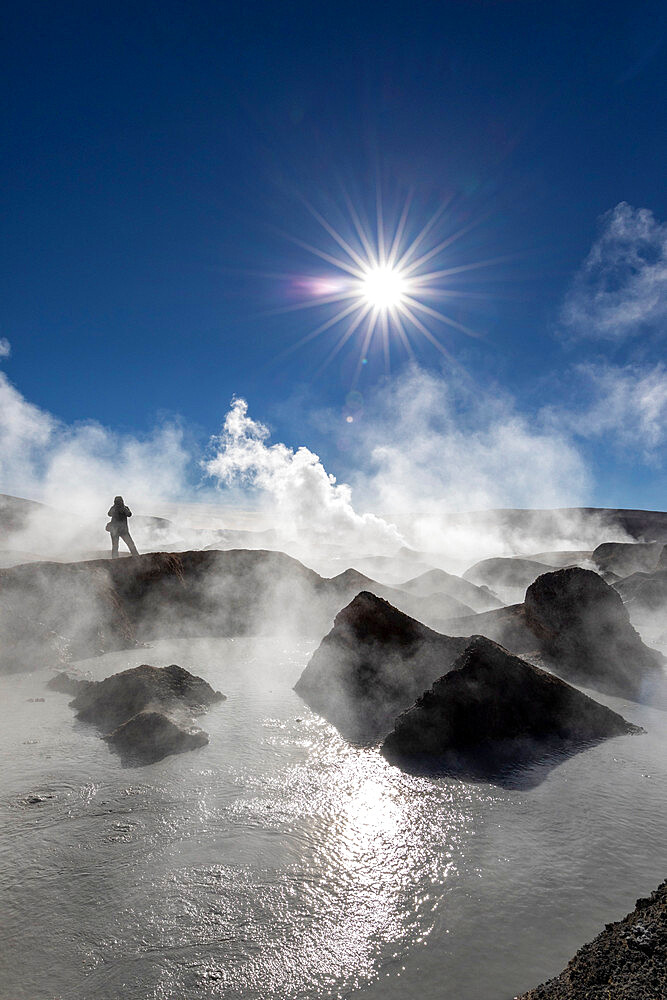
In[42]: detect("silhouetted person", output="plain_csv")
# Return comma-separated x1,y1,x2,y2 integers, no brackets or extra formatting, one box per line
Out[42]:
106,495,139,558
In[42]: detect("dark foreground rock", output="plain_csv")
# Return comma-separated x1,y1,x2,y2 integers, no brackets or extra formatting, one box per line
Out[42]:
294,591,469,741
525,568,665,697
381,636,640,779
514,879,667,999
50,663,225,764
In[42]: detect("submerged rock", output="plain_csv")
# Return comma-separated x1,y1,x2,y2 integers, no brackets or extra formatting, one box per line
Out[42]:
524,567,664,697
51,663,225,764
294,591,469,741
104,710,209,764
514,878,667,999
381,636,641,777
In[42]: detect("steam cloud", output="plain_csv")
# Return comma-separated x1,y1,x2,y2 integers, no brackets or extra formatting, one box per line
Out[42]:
204,398,404,554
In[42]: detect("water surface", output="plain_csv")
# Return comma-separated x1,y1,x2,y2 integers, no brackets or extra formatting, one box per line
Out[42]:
1,637,665,999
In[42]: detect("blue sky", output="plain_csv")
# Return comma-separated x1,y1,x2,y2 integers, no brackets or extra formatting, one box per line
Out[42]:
1,0,666,513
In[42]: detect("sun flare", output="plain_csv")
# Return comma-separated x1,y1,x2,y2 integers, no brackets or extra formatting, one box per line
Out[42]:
279,191,493,377
361,265,406,310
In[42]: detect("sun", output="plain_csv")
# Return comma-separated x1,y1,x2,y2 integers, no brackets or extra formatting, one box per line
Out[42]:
361,265,406,310
277,190,492,377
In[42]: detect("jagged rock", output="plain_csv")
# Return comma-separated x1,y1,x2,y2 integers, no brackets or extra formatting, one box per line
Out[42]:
104,711,209,764
381,636,641,777
592,541,663,579
514,878,667,999
68,663,225,730
524,568,664,696
294,591,469,741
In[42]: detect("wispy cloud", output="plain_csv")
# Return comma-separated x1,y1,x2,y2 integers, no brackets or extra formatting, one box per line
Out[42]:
0,338,11,359
545,361,667,462
561,202,667,341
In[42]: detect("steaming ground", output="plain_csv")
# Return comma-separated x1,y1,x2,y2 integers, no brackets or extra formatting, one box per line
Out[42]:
2,634,666,1000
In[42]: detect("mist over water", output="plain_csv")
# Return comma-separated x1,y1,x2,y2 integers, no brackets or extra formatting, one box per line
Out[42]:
2,636,666,1000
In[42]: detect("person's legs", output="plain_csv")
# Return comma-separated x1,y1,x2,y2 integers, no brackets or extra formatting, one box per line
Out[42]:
110,530,119,558
121,530,139,556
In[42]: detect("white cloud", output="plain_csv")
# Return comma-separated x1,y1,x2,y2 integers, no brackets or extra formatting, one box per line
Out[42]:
561,202,667,341
0,338,11,358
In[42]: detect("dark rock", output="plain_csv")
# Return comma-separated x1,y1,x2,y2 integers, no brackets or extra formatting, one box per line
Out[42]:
294,591,469,741
104,710,209,764
525,568,664,697
513,878,667,999
69,663,225,731
381,636,641,778
592,541,663,580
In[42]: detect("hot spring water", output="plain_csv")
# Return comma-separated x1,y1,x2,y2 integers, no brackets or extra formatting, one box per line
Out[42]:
1,636,665,999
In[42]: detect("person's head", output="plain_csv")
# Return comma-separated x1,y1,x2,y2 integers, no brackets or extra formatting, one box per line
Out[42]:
114,495,124,505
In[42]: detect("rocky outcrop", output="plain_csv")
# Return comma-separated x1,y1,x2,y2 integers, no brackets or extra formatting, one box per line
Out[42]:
294,592,469,741
1,548,477,675
441,568,664,700
514,879,667,999
592,541,664,580
525,568,664,697
50,663,225,764
381,636,640,778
